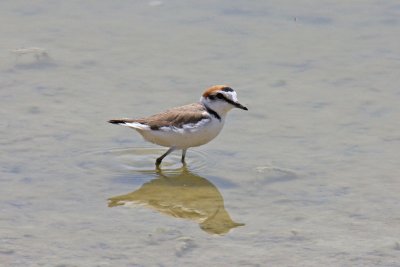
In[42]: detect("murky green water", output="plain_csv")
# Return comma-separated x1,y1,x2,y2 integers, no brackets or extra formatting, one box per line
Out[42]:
1,1,400,266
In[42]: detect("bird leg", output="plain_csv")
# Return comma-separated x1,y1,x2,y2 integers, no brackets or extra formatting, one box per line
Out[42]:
181,149,187,164
156,147,175,166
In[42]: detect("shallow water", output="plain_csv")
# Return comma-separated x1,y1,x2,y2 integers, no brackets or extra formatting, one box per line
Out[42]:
1,1,400,266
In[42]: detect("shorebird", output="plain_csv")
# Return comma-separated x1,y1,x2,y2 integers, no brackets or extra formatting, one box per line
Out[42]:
109,85,248,166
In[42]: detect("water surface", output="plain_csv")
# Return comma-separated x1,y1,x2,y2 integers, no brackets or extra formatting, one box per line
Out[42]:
1,1,400,266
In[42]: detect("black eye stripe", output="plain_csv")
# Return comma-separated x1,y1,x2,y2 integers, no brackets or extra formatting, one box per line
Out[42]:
209,93,237,106
221,87,234,92
221,95,236,105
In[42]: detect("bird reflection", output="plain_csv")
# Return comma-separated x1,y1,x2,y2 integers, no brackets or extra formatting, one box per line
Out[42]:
108,167,244,235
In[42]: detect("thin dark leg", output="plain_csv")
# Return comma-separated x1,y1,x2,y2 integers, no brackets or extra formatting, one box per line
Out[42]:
181,149,187,164
156,147,175,166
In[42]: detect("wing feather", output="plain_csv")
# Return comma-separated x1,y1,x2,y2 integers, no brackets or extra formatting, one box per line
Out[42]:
108,103,210,130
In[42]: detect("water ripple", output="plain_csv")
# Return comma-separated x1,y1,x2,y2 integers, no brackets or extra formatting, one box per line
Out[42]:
100,147,210,174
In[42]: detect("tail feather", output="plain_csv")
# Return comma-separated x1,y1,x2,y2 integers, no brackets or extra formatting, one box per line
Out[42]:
108,119,127,125
108,119,149,130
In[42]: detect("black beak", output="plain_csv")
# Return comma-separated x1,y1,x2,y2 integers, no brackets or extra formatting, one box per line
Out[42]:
218,93,248,110
234,102,248,110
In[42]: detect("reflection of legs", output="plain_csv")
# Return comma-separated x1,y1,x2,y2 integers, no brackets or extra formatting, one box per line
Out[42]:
181,149,187,164
156,147,175,166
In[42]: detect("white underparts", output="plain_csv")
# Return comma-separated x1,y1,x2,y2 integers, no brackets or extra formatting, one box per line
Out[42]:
126,116,224,149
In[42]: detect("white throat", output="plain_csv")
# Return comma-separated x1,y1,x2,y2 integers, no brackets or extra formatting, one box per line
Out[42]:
200,97,233,118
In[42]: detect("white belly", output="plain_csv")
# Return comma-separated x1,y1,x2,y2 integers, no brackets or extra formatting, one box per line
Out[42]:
135,118,224,148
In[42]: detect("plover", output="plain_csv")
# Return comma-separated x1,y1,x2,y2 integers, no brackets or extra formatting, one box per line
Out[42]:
109,85,248,166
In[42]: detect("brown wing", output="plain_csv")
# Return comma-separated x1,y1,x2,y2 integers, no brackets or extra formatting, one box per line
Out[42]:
139,103,209,130
109,103,210,130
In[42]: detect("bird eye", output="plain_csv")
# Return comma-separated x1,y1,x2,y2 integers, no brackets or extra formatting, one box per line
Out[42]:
209,95,215,100
216,93,224,99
